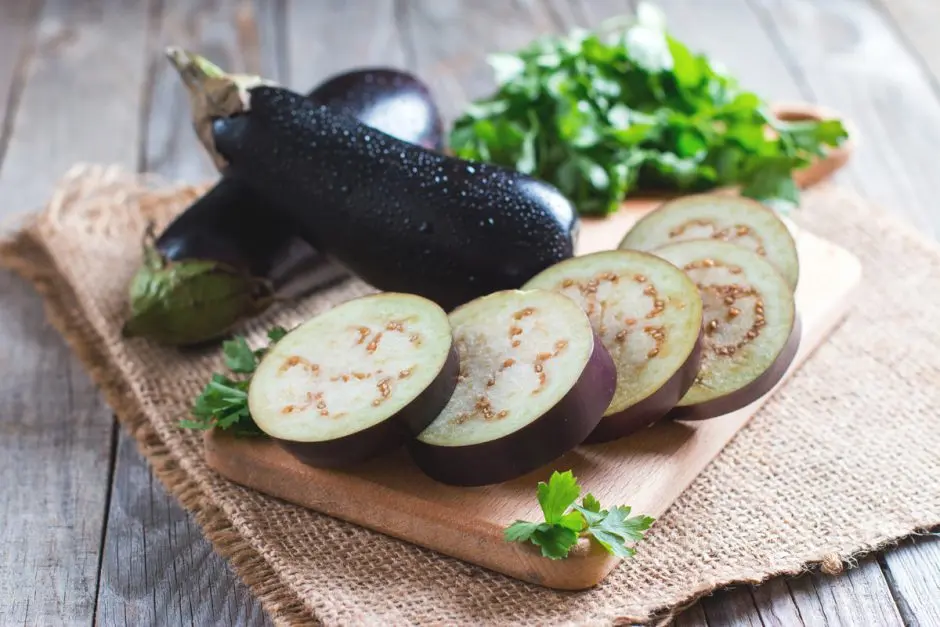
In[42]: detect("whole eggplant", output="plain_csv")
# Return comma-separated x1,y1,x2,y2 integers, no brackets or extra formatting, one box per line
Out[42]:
166,50,579,312
123,67,445,346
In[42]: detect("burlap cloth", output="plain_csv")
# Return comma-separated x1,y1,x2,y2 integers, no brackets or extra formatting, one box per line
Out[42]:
1,164,938,626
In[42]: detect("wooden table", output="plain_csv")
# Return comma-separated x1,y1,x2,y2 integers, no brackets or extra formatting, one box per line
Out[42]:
1,1,938,625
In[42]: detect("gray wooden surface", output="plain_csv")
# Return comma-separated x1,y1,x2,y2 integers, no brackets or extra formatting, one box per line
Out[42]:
0,0,937,625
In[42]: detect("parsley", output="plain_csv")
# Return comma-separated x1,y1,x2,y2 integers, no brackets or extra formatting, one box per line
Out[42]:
504,470,654,560
180,326,288,436
449,3,848,215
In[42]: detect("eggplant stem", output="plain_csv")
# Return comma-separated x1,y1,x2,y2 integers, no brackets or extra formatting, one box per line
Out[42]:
164,45,276,171
141,222,166,270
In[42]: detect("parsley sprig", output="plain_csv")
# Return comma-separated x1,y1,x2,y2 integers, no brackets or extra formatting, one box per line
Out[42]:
180,326,287,436
505,470,654,560
449,3,848,215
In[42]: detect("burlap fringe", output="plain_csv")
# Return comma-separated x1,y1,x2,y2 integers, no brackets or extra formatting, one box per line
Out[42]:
0,228,319,627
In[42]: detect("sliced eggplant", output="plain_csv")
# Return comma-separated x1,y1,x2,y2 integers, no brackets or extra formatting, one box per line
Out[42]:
247,293,458,467
410,289,616,486
651,240,800,421
523,250,704,442
619,194,800,290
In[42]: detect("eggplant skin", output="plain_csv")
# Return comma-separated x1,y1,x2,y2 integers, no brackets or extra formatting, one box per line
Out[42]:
211,86,579,312
129,69,447,346
156,179,291,276
277,342,460,469
156,69,447,272
407,334,616,487
668,315,802,422
310,68,444,152
584,328,704,444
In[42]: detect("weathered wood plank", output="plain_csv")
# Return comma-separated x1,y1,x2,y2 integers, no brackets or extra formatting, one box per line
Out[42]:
0,1,152,624
873,0,940,93
751,0,940,237
95,1,280,625
0,0,151,215
0,0,40,163
673,600,709,627
285,0,407,92
787,559,904,626
398,0,557,123
97,431,273,627
701,587,763,627
142,0,278,184
650,0,806,104
881,536,940,627
575,0,632,25
748,578,806,626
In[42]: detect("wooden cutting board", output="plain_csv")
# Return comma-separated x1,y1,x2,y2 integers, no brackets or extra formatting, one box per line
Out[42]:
204,103,861,590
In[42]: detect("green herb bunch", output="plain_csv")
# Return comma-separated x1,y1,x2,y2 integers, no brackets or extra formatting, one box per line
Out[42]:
180,326,288,436
449,3,848,215
505,470,654,559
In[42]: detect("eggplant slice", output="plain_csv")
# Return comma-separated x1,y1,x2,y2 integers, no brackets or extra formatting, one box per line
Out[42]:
523,250,703,443
248,292,458,468
619,194,800,290
410,289,616,486
652,240,800,420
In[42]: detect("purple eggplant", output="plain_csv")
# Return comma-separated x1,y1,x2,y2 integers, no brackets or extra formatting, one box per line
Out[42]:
165,49,579,313
123,67,445,346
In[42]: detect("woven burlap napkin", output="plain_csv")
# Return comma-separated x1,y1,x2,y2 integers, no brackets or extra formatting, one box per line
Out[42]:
2,164,938,626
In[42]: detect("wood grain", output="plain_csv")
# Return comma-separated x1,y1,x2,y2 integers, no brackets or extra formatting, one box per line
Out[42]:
399,0,557,122
747,579,807,626
673,601,709,627
787,559,904,626
94,1,279,625
285,0,407,91
206,204,862,591
881,536,940,627
0,0,39,164
873,0,940,94
0,1,151,624
751,0,940,238
97,430,273,627
0,0,150,216
701,587,764,627
651,0,806,103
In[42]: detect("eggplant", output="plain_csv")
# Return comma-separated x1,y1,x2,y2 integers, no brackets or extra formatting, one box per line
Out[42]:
651,240,801,421
123,66,445,346
247,292,458,468
409,289,616,486
522,250,704,443
165,49,579,313
619,194,800,290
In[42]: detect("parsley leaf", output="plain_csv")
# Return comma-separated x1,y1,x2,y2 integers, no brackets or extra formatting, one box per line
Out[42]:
537,470,581,524
531,525,581,560
223,335,258,374
504,470,654,560
449,1,848,215
504,521,542,543
267,326,288,343
577,504,655,558
181,327,289,436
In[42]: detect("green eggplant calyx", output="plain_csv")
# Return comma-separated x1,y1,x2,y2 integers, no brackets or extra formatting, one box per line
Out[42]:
164,46,277,171
123,256,274,347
